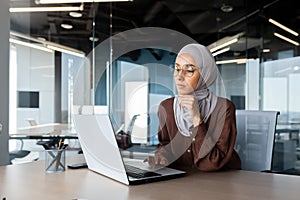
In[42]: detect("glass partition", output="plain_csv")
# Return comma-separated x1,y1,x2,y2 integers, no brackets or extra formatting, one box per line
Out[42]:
9,0,97,160
9,0,300,174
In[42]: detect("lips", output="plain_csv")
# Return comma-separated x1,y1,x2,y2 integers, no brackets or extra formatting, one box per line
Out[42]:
176,84,186,89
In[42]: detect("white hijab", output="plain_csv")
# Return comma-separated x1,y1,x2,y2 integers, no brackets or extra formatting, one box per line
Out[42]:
174,43,218,137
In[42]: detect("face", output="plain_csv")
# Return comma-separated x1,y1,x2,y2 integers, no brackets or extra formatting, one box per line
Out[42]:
174,53,200,95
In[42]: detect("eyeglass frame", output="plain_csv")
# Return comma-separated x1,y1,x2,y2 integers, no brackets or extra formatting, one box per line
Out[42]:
170,64,200,78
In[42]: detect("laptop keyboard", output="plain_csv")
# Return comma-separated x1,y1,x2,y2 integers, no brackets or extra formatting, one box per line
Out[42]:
124,164,161,179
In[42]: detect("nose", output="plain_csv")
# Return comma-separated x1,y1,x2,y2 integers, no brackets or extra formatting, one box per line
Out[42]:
176,70,185,80
177,69,185,77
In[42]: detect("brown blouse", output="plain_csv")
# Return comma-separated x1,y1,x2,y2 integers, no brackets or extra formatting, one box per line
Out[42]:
156,97,241,171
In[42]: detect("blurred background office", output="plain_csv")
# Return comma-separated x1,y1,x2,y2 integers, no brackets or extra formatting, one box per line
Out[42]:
1,0,300,174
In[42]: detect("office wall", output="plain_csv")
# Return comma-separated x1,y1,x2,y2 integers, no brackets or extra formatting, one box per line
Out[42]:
0,0,10,165
13,44,55,127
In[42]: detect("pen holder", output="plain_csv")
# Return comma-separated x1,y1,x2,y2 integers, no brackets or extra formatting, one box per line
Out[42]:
45,149,66,173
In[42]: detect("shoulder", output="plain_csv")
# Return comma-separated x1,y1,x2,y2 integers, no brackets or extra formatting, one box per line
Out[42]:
215,97,236,112
159,97,175,108
157,97,175,120
158,97,175,115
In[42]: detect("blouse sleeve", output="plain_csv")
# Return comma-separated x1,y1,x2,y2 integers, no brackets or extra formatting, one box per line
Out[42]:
155,101,176,162
191,100,237,171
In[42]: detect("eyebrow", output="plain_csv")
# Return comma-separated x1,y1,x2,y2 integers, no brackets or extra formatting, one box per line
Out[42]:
175,63,196,68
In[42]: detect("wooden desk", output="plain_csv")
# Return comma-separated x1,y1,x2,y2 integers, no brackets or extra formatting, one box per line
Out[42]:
1,156,300,200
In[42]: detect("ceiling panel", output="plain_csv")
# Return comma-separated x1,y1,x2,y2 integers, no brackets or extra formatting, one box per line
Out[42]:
9,0,300,60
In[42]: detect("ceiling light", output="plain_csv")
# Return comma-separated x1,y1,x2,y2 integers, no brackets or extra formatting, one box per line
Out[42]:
61,23,73,29
274,32,299,46
212,47,230,57
47,45,85,57
236,59,254,64
216,58,254,65
69,12,82,18
36,0,133,3
221,4,233,13
9,5,83,12
11,31,85,58
37,37,46,41
209,38,238,52
275,67,292,74
31,65,54,70
275,66,300,74
9,31,85,57
263,49,270,53
269,18,299,36
89,36,99,42
9,38,53,53
208,32,243,53
293,66,300,71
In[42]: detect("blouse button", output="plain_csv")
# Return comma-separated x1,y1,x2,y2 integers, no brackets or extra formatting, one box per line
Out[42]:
187,149,191,153
192,137,195,142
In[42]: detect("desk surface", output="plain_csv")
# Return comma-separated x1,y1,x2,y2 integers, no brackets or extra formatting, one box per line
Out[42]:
1,156,300,200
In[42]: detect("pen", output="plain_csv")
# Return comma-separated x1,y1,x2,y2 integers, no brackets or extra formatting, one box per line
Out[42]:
58,138,63,150
55,139,65,171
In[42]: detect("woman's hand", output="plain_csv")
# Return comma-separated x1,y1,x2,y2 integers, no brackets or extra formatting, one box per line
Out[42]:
176,94,203,127
144,154,169,169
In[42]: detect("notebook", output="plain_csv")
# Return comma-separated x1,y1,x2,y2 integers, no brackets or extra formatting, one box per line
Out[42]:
73,113,186,185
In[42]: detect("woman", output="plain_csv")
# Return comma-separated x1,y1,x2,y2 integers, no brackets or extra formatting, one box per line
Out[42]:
146,43,241,171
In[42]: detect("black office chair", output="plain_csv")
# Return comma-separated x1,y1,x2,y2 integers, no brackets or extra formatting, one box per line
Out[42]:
9,119,40,164
9,139,31,164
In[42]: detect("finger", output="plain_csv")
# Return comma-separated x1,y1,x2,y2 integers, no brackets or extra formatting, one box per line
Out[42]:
144,156,155,167
160,158,168,166
176,94,194,98
178,96,195,104
179,100,194,106
155,156,160,165
178,97,193,103
179,101,194,109
149,156,158,169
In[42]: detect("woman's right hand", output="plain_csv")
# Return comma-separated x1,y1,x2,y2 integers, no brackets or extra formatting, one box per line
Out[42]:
176,94,202,126
144,154,169,169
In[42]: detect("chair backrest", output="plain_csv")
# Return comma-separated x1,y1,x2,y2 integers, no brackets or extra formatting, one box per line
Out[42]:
235,110,280,171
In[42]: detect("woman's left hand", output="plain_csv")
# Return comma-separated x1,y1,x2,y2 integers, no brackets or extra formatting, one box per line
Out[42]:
176,94,202,126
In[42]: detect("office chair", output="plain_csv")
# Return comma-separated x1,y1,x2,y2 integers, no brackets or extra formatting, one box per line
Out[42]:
9,139,39,164
9,139,30,163
9,119,40,164
235,110,280,172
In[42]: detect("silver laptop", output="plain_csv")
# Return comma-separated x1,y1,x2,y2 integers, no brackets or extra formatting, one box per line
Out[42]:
73,113,186,185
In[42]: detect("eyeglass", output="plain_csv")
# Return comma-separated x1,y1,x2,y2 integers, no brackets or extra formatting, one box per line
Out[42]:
170,64,199,77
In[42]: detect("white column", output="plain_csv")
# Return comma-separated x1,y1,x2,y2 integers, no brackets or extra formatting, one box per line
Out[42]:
246,59,260,110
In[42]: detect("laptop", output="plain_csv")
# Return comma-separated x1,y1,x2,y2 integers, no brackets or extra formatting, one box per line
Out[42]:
73,112,186,185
